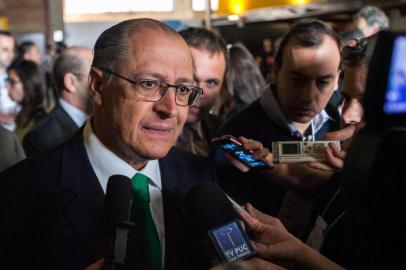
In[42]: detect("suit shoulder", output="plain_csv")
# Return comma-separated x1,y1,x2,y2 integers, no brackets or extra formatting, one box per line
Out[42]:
25,113,56,139
1,145,62,180
167,147,213,166
164,147,217,182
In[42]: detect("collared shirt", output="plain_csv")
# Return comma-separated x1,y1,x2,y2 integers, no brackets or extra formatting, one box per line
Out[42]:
83,120,165,260
259,87,331,141
59,98,87,128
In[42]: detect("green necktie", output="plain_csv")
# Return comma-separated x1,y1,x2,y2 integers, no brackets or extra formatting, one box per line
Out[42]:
130,173,162,270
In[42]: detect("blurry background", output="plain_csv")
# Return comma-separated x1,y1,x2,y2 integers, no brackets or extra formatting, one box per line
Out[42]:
0,0,405,55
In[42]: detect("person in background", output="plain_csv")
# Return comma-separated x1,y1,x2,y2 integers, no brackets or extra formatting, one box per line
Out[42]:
6,59,46,139
0,30,17,130
215,19,342,218
0,126,25,172
255,38,274,80
54,41,68,57
176,27,227,159
16,41,42,65
220,43,266,120
353,5,389,37
23,47,93,157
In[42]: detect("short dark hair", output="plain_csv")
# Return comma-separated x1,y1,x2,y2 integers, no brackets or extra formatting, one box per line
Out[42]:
53,47,86,93
274,19,342,69
354,6,389,30
178,27,227,59
0,30,13,38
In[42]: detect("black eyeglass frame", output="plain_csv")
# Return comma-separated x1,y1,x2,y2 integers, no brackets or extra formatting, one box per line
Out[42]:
97,66,203,106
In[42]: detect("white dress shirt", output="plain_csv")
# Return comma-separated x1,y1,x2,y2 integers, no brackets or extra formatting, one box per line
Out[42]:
83,120,165,260
59,98,87,128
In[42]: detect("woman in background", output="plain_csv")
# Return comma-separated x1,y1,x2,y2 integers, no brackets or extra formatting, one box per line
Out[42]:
7,59,46,139
220,44,267,120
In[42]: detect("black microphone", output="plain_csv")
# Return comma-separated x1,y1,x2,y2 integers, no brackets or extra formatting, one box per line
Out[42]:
104,175,134,269
185,182,255,265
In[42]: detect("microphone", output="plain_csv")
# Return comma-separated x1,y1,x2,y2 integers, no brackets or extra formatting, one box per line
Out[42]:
104,175,134,269
185,182,255,265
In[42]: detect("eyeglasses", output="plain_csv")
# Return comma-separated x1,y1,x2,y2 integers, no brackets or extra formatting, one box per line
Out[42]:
99,66,203,106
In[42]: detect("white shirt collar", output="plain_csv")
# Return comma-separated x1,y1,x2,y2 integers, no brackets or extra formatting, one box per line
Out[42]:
259,86,331,141
59,98,88,128
83,120,162,193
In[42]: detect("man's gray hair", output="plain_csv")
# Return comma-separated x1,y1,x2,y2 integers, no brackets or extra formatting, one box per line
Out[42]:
354,6,389,30
53,47,87,94
92,18,179,82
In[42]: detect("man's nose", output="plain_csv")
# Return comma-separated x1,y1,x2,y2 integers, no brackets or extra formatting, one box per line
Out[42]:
153,87,178,117
300,84,316,103
342,100,363,125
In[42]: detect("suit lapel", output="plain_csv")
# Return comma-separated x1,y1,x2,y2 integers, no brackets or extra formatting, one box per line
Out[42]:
58,133,108,260
159,150,188,269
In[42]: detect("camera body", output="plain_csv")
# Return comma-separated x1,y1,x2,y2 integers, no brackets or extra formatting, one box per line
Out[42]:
364,30,406,128
272,141,340,164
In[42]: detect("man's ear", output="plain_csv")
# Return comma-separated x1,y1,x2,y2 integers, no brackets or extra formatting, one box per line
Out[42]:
63,73,77,93
89,67,104,106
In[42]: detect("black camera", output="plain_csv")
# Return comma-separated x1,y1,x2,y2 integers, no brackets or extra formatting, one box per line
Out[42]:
364,30,406,128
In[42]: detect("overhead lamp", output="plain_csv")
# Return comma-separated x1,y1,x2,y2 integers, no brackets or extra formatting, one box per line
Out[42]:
227,14,240,21
291,0,309,5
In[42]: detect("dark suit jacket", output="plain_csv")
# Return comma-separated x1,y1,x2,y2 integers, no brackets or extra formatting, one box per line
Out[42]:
0,131,217,270
23,104,79,157
0,126,26,172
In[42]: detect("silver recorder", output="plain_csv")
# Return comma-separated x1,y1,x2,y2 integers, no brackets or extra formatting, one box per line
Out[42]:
272,141,341,164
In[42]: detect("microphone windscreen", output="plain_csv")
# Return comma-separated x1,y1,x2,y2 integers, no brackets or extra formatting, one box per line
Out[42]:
104,175,133,232
185,182,238,234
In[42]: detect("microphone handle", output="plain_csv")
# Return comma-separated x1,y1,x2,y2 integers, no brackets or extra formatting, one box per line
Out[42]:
111,221,134,270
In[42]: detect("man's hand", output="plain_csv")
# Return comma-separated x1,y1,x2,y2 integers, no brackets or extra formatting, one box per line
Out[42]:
242,204,305,264
307,124,364,171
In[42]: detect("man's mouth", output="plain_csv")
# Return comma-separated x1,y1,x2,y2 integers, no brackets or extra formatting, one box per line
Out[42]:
142,125,175,138
294,106,314,116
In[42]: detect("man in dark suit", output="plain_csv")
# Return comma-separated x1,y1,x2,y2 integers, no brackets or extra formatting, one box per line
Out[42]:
0,19,215,270
23,46,93,157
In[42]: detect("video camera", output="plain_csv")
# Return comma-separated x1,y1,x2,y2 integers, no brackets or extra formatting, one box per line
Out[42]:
364,30,406,128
